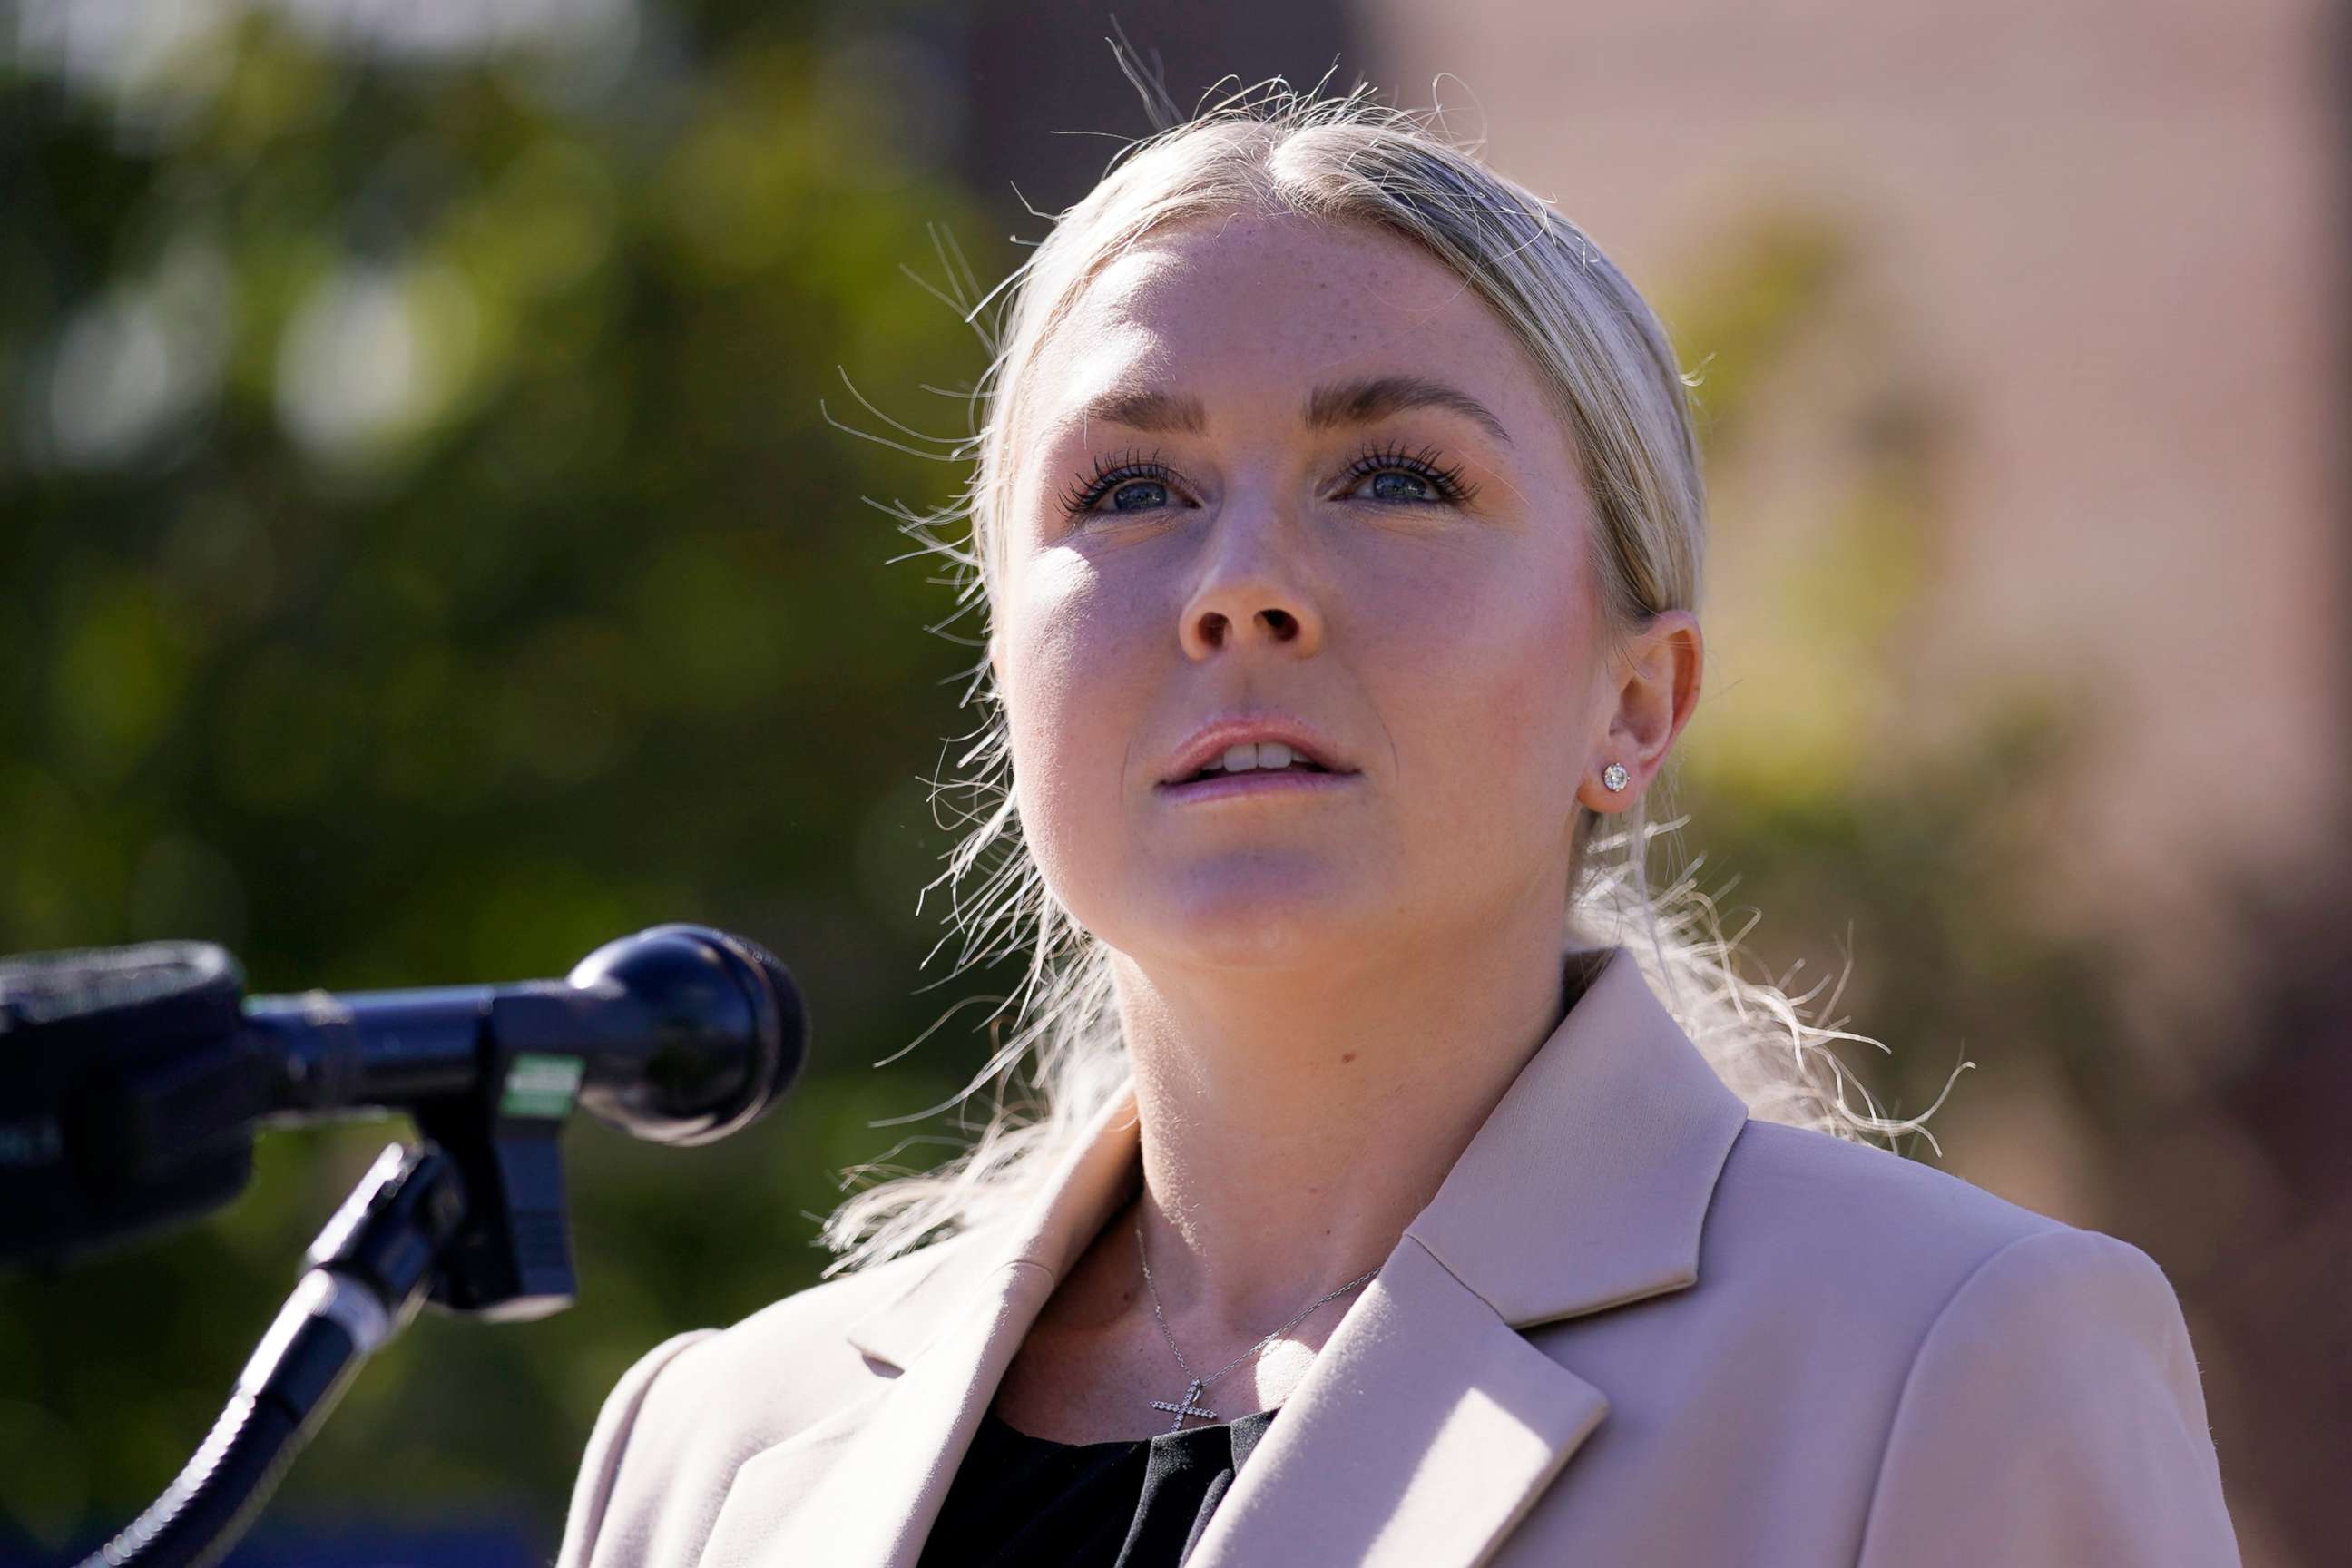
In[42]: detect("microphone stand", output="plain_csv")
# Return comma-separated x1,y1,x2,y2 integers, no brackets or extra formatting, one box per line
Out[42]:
72,996,600,1566
77,1142,467,1568
10,924,803,1567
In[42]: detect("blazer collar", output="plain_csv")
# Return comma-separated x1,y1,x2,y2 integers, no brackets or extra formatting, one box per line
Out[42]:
708,943,1751,1568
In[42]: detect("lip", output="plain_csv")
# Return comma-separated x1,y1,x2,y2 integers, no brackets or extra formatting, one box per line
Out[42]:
1158,769,1363,804
1160,714,1357,786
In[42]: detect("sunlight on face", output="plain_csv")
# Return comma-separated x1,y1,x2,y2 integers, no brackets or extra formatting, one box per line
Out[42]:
990,210,1610,975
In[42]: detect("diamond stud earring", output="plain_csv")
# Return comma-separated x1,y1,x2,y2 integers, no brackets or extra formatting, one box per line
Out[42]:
1602,762,1630,792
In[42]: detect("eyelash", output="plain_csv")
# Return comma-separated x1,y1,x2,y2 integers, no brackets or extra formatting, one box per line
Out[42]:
1054,442,1480,520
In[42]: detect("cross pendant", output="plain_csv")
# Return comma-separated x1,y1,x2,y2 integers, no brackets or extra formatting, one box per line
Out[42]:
1150,1377,1217,1432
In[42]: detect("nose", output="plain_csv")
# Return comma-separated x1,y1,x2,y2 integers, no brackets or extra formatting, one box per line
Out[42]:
1176,514,1327,662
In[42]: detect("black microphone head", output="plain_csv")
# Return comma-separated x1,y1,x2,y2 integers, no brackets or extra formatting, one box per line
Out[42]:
564,925,806,1144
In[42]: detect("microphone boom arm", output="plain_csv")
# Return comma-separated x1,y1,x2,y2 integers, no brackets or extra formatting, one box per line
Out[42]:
81,1141,469,1568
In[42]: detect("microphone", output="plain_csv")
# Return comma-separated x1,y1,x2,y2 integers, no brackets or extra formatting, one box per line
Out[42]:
250,922,806,1142
0,924,808,1279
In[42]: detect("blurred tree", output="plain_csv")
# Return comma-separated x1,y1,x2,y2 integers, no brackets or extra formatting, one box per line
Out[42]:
0,1,1018,1557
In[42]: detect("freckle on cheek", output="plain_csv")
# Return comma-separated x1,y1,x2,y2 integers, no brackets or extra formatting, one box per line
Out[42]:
1340,1051,1358,1064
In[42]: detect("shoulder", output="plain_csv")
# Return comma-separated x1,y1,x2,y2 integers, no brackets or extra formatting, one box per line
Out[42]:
634,1226,993,1441
684,1229,980,1379
1702,1122,2239,1564
1714,1113,2200,1386
1703,1118,2199,1386
555,1230,996,1568
1710,1116,2080,1288
1691,1119,2200,1431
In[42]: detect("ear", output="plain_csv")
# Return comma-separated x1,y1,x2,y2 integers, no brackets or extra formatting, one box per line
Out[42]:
1578,610,1702,813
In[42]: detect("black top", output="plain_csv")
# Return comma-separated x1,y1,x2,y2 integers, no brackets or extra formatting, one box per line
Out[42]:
915,1402,1280,1567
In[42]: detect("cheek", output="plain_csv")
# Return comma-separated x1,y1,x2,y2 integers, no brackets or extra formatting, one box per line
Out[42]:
1386,590,1589,813
1004,554,1136,697
999,561,1149,807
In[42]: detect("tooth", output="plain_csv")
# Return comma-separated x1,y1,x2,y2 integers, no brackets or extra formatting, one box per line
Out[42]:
1222,742,1259,772
1259,742,1294,769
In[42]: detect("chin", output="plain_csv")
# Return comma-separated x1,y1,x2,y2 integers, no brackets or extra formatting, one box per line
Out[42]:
1154,885,1369,970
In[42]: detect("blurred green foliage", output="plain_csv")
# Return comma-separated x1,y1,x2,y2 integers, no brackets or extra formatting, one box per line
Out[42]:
1,3,1016,1554
1656,207,2144,1151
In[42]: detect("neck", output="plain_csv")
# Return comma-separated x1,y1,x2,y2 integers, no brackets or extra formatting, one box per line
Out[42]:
1113,912,1585,1353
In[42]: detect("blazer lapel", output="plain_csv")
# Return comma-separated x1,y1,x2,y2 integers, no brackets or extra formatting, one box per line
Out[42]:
715,943,1749,1568
707,1087,1151,1568
1182,943,1752,1568
1179,1233,1611,1568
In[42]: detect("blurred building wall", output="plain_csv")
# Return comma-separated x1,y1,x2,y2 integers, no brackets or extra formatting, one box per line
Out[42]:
1361,0,2347,1033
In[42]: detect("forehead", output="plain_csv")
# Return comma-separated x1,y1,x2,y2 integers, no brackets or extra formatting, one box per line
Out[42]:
1025,212,1551,446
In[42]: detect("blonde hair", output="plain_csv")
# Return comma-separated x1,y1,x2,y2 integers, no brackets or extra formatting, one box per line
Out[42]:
818,64,1963,1277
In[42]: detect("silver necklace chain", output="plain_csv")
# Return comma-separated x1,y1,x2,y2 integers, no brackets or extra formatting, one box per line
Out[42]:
1132,1206,1381,1426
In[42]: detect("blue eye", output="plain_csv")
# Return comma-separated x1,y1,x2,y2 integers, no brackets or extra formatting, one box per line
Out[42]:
1055,448,1178,519
1338,443,1476,507
1056,442,1479,521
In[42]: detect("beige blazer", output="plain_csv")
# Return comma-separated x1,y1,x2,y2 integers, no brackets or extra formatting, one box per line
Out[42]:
556,944,2243,1567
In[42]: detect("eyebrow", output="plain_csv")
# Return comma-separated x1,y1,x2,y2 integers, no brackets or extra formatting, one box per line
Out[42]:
1076,374,1515,448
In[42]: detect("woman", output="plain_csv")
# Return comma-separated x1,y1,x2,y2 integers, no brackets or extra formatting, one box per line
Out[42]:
555,75,2242,1568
